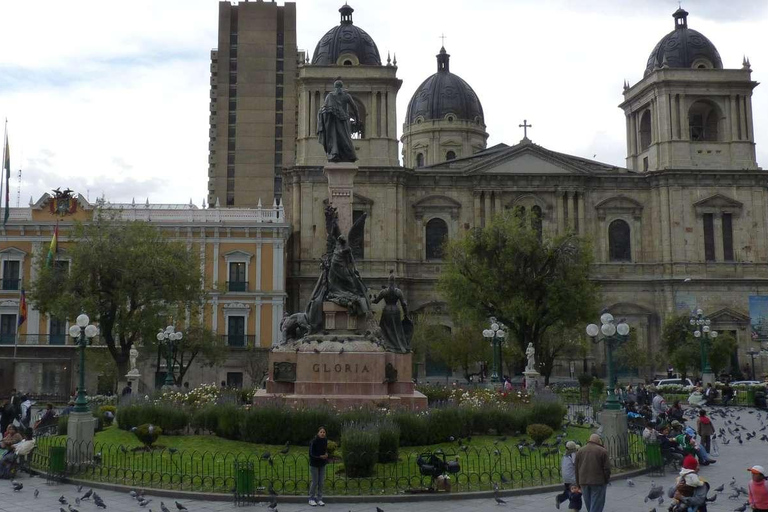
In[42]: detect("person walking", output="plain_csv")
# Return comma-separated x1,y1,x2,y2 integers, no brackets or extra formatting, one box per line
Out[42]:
308,426,329,506
696,409,715,453
574,434,610,512
748,465,768,512
652,390,668,421
555,441,579,508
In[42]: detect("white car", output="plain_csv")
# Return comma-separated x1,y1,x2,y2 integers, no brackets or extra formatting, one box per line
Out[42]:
654,378,694,387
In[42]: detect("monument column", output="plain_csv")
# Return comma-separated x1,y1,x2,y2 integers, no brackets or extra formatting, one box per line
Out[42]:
323,163,357,234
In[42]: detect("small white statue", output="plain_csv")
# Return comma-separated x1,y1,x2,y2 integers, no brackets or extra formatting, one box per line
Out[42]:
129,345,139,373
525,342,536,371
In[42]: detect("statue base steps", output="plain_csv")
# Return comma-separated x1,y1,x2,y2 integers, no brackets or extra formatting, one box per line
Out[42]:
254,349,426,411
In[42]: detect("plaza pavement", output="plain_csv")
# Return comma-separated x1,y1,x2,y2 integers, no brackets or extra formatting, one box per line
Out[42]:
0,405,763,512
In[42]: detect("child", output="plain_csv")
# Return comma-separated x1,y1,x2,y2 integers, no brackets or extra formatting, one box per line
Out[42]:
568,484,582,512
696,410,714,453
555,441,579,509
669,456,704,512
748,465,768,512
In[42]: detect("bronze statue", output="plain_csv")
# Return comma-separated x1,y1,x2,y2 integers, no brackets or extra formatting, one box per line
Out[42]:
317,80,359,163
373,271,413,353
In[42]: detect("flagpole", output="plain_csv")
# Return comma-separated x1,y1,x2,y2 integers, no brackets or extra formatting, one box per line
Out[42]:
0,120,5,222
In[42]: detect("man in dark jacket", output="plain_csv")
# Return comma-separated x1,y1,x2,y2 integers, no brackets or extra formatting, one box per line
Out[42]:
575,434,610,512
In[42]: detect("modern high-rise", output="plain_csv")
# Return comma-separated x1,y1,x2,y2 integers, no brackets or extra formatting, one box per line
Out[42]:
207,1,298,207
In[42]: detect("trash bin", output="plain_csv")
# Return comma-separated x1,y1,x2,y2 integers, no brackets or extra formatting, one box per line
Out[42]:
645,443,663,469
747,389,755,405
234,461,255,496
49,446,66,475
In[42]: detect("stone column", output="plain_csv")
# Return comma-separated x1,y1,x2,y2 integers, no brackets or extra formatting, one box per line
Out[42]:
323,162,358,234
739,96,748,141
483,192,492,228
564,191,573,232
577,192,586,236
598,409,629,468
679,94,688,140
670,94,678,140
556,191,566,235
713,213,724,262
494,191,502,217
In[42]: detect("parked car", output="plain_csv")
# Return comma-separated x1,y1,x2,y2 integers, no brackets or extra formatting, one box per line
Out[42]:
730,380,762,386
653,378,694,387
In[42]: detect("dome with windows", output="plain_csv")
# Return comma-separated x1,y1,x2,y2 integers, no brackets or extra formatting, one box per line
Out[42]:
405,47,485,125
644,8,723,77
311,4,382,66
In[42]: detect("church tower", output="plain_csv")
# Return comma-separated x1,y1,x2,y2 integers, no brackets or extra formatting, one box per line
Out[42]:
620,8,758,172
294,4,401,167
401,47,488,168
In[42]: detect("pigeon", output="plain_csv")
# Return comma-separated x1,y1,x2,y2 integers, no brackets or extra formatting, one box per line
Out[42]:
269,499,278,509
161,502,171,512
68,505,80,512
501,474,510,484
60,509,67,512
169,448,178,454
33,489,39,498
59,496,68,504
715,484,725,493
494,496,507,505
376,508,384,512
627,479,635,487
76,498,81,505
644,483,664,503
12,482,22,491
261,451,272,460
130,490,138,499
280,442,290,455
734,503,748,512
707,494,717,502
175,501,188,511
139,498,152,507
77,485,83,492
94,497,106,509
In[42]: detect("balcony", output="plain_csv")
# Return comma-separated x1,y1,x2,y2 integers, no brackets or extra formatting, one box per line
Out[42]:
0,279,20,291
219,334,256,348
226,281,249,292
0,333,15,345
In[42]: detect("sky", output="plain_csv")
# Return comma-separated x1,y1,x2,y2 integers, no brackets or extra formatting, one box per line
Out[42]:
1,0,767,206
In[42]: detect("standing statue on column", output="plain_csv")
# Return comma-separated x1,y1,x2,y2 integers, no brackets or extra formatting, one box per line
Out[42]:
525,342,536,372
317,80,359,163
372,271,413,353
129,345,139,374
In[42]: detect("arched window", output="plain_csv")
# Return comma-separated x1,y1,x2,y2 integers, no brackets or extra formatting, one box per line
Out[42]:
531,205,543,240
416,153,424,168
446,150,456,161
688,100,720,141
639,110,652,150
425,218,448,260
343,60,353,66
514,205,526,226
608,219,632,262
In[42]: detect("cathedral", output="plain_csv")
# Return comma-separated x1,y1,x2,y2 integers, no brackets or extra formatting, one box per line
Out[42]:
213,3,768,380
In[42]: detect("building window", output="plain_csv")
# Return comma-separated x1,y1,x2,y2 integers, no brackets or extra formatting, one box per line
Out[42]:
703,213,715,261
275,140,283,152
226,192,235,206
277,47,284,59
228,140,236,151
275,126,283,138
228,113,236,124
689,100,720,141
531,205,543,241
228,262,247,292
446,150,456,161
722,213,734,261
425,218,449,260
228,126,236,138
639,110,652,150
352,210,365,260
49,317,66,345
226,372,244,389
0,314,16,345
416,153,424,168
608,219,632,262
1,260,20,290
275,113,283,125
276,100,283,111
227,153,235,165
227,166,235,178
276,61,283,72
227,316,246,347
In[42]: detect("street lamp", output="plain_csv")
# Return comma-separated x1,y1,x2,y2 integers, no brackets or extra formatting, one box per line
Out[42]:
747,347,759,381
690,308,717,383
482,318,506,384
68,314,99,413
157,325,183,387
586,312,630,410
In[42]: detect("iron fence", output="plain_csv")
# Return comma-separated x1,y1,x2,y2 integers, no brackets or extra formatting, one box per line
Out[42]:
30,433,647,495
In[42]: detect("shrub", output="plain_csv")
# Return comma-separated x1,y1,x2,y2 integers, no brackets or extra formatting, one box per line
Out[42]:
415,383,452,404
117,403,188,434
133,423,162,448
190,406,220,433
99,406,117,427
591,379,605,395
529,402,566,430
377,420,400,463
326,440,338,457
577,374,594,388
391,412,428,446
425,408,470,444
216,405,244,440
341,423,379,478
526,423,554,446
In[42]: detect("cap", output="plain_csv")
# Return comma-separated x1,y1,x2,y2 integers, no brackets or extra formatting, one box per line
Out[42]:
565,441,579,451
748,465,767,477
682,454,698,470
671,420,682,427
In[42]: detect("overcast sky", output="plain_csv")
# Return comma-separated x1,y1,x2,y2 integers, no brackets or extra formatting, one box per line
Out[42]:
1,0,766,206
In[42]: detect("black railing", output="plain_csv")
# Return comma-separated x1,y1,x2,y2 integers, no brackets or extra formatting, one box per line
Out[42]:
32,433,646,495
219,334,256,348
0,278,20,291
0,333,15,345
227,281,249,292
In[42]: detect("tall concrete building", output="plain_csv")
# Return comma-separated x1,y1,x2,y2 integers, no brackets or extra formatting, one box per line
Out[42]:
207,1,298,207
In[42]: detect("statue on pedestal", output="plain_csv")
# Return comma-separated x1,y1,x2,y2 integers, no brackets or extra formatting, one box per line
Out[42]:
128,345,140,376
525,343,536,372
373,271,413,353
317,80,359,163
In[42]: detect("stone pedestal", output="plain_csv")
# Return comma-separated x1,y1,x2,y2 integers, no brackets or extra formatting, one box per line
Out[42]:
523,370,542,393
67,411,96,464
126,370,141,393
323,162,358,233
701,372,715,386
598,408,629,467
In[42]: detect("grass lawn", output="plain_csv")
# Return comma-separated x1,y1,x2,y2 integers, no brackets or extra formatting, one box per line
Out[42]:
35,424,641,495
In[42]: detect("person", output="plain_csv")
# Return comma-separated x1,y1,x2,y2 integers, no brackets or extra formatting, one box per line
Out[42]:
504,377,513,392
60,401,75,415
0,401,12,436
688,387,706,407
568,484,583,512
670,420,685,437
33,403,56,430
372,270,411,353
722,382,735,406
704,383,717,405
696,409,715,453
747,465,768,512
642,421,658,444
671,455,705,511
652,390,668,420
0,425,22,453
317,80,359,163
675,432,715,466
121,381,132,396
19,396,33,429
555,441,579,509
574,434,610,512
636,384,648,406
0,428,34,479
308,426,328,506
669,400,685,423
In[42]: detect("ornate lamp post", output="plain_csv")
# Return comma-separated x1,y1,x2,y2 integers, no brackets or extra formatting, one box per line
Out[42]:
747,347,759,381
482,318,506,384
68,314,99,413
690,308,717,384
586,313,630,410
157,325,183,387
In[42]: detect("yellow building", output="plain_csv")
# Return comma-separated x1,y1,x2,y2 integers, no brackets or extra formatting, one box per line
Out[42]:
0,192,288,396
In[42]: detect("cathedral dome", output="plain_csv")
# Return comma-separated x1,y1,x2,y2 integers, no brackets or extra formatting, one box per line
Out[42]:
311,4,381,66
644,8,723,77
406,48,484,125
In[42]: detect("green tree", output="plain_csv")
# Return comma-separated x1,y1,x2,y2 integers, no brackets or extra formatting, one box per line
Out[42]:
708,331,737,376
410,311,452,379
438,211,599,384
30,213,206,377
660,313,700,379
431,321,491,382
612,327,648,375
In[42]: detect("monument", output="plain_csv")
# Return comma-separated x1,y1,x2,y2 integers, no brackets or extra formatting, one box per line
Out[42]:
254,81,426,409
125,345,141,393
523,343,542,393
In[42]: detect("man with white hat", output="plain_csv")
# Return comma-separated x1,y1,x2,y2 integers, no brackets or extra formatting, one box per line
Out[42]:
555,441,580,509
747,465,768,512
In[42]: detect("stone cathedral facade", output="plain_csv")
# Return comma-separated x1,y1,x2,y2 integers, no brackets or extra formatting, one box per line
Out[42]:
282,5,768,380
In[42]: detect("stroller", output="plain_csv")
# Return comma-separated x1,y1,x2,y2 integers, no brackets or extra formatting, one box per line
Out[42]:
416,451,460,491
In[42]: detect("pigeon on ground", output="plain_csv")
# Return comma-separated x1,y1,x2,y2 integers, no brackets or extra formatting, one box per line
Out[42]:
12,482,22,491
376,507,384,512
715,484,725,492
644,483,664,503
627,479,635,487
262,451,272,460
59,496,68,504
130,490,138,499
68,505,79,512
139,498,152,507
94,497,106,509
175,501,188,511
494,496,507,505
707,494,717,502
734,503,748,512
501,474,510,484
75,497,81,505
33,489,39,498
160,502,171,512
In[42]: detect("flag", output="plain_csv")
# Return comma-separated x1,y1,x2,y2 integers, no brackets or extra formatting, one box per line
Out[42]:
17,289,27,327
46,221,59,267
2,122,8,226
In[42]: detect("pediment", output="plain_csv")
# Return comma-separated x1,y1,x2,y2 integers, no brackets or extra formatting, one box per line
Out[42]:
223,250,253,261
693,194,743,217
594,195,644,220
709,307,750,325
439,139,463,147
413,195,462,220
32,192,91,211
411,140,430,149
0,247,27,258
466,150,584,176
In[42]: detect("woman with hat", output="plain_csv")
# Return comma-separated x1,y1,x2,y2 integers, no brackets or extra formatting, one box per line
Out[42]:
555,441,580,509
748,465,768,512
